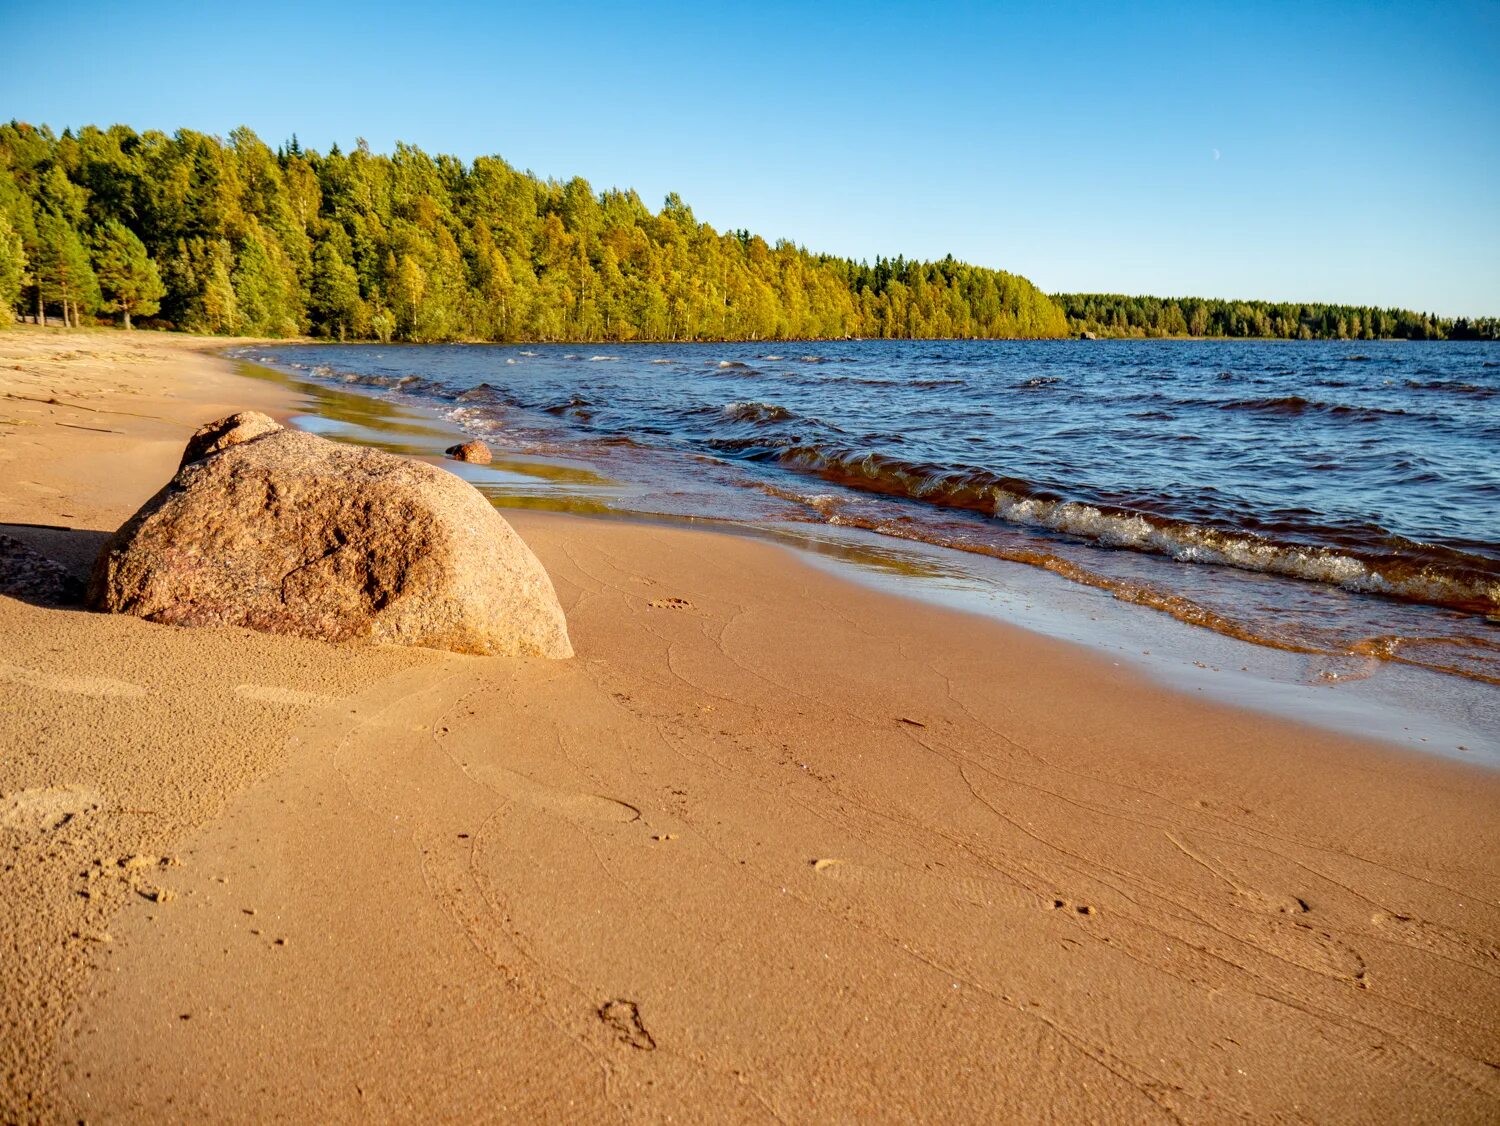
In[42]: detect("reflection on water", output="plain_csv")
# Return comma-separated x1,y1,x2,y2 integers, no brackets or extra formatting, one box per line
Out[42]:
252,363,624,515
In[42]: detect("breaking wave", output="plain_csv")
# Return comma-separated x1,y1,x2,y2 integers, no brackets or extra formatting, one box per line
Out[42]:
734,442,1500,615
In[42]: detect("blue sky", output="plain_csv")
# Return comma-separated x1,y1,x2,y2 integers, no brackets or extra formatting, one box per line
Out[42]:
2,0,1497,315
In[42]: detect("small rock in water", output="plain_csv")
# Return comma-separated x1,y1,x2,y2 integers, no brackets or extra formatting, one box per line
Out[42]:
445,440,493,464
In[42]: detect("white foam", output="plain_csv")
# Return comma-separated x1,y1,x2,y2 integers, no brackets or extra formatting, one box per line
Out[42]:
985,490,1498,606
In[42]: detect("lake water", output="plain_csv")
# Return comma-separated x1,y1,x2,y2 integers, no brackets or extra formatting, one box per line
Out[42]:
242,339,1500,693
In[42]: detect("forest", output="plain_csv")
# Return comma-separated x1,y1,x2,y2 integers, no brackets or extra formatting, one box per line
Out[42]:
1053,292,1498,341
0,122,1067,342
0,121,1492,343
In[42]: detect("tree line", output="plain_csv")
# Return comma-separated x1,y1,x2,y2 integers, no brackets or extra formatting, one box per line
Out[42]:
0,122,1067,342
0,122,1490,344
1054,292,1498,341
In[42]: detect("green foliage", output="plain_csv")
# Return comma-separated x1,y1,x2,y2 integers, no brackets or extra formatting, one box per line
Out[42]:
0,120,1069,341
1,120,1486,342
90,219,164,327
34,211,99,324
231,221,302,337
161,238,238,334
1053,293,1497,341
309,240,361,339
0,211,24,319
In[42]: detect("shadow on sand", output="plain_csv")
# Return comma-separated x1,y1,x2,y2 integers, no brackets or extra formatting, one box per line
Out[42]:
0,522,114,610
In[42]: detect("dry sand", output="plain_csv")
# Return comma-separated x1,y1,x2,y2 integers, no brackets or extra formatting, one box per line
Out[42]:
2,327,1497,1123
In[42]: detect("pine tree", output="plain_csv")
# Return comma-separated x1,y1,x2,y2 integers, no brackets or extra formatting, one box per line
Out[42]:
34,212,99,327
91,219,165,328
310,240,360,340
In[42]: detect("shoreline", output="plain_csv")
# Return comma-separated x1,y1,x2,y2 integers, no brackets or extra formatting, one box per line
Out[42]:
3,327,1498,1122
235,343,1498,764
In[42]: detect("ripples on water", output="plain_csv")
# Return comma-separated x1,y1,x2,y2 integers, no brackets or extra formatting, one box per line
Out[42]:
246,339,1500,685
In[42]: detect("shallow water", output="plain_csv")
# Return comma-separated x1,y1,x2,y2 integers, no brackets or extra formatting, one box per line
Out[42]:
242,339,1500,687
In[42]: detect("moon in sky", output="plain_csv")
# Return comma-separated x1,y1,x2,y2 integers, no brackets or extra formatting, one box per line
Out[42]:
1212,148,1221,160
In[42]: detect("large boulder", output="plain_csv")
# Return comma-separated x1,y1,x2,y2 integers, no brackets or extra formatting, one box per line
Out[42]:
88,417,572,658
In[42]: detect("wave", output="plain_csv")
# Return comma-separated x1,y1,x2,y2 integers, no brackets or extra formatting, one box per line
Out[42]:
455,382,505,403
543,395,593,418
245,343,1500,686
769,372,964,389
448,405,506,435
393,375,445,395
1405,378,1495,398
771,501,1500,685
1217,395,1411,421
745,444,1500,614
723,401,798,425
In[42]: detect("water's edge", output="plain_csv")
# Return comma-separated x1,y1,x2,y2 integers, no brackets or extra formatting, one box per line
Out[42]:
232,353,1499,767
236,339,1500,692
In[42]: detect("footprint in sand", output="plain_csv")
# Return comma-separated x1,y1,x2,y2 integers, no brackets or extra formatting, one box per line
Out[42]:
806,856,1000,911
598,999,656,1050
1280,923,1369,988
1371,911,1497,970
1239,888,1311,916
0,663,147,699
647,597,691,611
0,785,102,832
540,790,642,824
1050,898,1097,916
474,764,642,825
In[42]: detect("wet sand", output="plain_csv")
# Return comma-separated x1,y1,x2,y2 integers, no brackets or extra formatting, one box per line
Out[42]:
2,327,1498,1123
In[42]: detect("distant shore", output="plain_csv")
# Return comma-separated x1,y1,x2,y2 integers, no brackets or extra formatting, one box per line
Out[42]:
2,326,1498,1122
13,318,1496,345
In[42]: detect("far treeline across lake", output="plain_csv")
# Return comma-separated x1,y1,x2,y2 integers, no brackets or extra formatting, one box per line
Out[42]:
1,122,1495,344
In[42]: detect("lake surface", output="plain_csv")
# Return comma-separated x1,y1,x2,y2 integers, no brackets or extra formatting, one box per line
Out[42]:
243,339,1500,688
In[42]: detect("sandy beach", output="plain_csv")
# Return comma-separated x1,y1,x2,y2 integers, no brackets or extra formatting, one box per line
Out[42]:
2,328,1498,1123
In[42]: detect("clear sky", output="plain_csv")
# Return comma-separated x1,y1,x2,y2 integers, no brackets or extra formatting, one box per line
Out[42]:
2,0,1497,315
